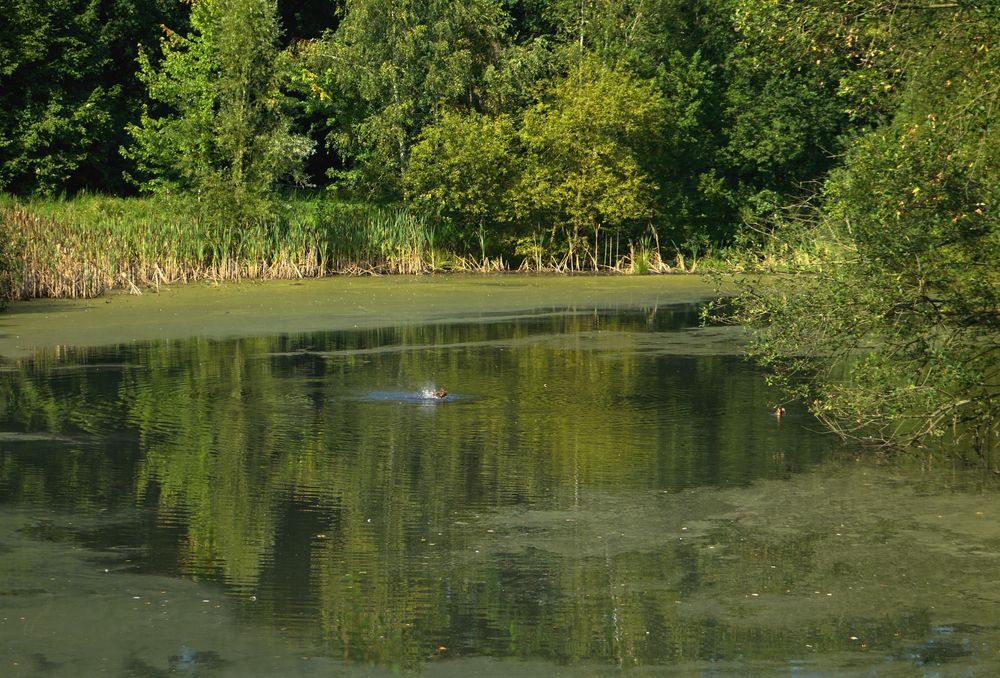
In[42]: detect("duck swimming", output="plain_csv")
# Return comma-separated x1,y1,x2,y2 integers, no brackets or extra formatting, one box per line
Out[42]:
773,406,786,418
431,387,448,399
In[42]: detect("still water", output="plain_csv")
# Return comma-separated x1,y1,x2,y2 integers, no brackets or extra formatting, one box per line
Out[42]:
0,278,998,676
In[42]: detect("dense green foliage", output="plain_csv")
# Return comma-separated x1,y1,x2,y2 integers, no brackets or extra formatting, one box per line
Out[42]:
1,0,997,450
0,0,185,194
124,0,311,222
6,0,978,255
723,2,998,453
0,0,883,251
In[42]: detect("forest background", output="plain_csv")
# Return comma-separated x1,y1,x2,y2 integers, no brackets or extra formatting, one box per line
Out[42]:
0,0,996,452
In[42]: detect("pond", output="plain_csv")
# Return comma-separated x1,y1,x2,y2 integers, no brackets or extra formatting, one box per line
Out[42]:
0,276,998,676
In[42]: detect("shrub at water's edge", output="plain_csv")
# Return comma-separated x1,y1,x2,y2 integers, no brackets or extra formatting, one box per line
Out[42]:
715,7,999,458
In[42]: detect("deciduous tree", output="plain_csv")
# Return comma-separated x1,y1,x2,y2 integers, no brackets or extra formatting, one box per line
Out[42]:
516,62,666,268
307,0,509,198
124,0,311,223
727,2,999,454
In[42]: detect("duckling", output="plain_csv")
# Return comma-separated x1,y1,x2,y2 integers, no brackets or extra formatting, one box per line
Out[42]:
432,387,448,399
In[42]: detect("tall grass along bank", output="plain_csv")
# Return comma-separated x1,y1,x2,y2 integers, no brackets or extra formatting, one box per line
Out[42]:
0,194,720,301
0,194,435,300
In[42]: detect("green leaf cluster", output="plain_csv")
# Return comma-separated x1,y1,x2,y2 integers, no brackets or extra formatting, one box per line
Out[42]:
123,0,312,224
728,2,999,453
0,0,187,195
404,109,517,246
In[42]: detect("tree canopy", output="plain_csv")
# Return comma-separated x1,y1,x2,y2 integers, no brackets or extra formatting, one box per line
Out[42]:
124,0,311,222
724,1,998,453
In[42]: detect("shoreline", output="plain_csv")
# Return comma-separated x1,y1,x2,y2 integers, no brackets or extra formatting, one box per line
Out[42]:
0,273,726,360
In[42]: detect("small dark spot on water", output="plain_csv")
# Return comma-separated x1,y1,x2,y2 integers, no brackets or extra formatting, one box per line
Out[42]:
831,560,855,577
18,653,62,674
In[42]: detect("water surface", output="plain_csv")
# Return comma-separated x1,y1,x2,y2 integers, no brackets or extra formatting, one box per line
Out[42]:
0,277,997,676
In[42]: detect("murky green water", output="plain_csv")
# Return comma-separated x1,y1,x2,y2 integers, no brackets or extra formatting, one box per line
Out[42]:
1,278,998,676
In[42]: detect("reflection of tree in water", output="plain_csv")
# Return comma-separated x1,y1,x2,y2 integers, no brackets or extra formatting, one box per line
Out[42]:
124,646,227,677
0,308,905,669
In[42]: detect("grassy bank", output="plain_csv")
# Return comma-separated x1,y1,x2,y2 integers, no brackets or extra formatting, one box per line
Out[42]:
0,194,728,301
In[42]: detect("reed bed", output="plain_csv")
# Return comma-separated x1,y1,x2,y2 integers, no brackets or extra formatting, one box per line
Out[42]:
0,193,702,300
0,194,438,300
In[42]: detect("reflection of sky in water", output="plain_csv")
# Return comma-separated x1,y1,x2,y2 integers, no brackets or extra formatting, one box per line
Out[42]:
0,304,998,676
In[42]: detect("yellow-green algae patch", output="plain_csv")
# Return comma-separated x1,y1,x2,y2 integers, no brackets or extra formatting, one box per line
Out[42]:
0,274,722,359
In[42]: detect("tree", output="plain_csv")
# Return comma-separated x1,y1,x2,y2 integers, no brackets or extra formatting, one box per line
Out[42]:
305,0,509,198
726,2,999,454
516,62,667,268
0,0,189,195
124,0,311,222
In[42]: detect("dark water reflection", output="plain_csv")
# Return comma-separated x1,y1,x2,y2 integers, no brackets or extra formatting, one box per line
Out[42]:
1,304,998,676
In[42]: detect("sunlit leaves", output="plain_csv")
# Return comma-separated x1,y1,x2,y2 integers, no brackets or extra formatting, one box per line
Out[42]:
404,110,517,246
729,2,999,452
124,0,312,224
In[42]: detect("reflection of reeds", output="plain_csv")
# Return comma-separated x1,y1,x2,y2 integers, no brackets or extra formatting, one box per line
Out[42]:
0,194,437,299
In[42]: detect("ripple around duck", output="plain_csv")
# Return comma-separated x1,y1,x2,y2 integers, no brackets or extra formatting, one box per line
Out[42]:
350,389,474,404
